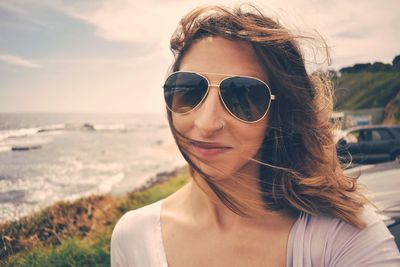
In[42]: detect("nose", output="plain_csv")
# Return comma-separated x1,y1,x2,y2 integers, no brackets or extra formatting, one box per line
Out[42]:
193,86,226,136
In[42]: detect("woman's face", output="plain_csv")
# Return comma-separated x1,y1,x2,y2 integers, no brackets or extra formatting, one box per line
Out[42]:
172,37,269,180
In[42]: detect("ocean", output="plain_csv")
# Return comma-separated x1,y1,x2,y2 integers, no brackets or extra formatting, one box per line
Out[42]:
0,113,185,223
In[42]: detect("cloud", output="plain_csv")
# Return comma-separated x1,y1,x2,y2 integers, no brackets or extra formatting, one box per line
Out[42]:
0,54,40,68
49,0,260,44
48,0,399,69
50,0,190,44
0,1,52,29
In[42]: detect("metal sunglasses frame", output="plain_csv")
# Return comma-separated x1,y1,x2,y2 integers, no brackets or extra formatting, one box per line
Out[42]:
163,71,276,124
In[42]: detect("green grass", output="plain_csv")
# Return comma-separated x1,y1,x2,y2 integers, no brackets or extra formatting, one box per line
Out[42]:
334,71,400,110
1,167,190,266
117,169,190,214
5,237,110,267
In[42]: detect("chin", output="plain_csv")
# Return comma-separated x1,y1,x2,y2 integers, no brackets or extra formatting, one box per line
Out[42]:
191,159,242,181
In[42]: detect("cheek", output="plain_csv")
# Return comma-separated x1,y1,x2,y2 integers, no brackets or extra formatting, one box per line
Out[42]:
171,113,192,134
235,121,268,155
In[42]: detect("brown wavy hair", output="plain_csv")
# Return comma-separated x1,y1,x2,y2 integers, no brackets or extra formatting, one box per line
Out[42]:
165,5,368,228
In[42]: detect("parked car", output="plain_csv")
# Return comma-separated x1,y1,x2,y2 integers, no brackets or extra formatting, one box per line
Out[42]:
337,125,400,164
345,161,400,249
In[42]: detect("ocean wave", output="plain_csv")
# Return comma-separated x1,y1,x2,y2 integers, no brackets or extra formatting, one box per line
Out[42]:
97,172,125,193
58,157,84,171
0,127,40,141
92,123,126,131
81,123,167,132
0,124,66,141
0,146,12,153
85,162,124,172
37,124,66,133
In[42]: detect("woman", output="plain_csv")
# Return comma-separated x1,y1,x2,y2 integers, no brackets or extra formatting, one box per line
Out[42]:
111,5,400,266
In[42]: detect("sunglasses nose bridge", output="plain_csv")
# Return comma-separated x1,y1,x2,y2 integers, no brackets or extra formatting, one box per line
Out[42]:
195,83,226,118
205,83,227,108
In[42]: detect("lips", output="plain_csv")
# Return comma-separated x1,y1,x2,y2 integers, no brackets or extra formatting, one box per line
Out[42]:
190,140,232,156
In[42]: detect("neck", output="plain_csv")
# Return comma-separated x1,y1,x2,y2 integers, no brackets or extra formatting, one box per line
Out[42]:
179,167,293,231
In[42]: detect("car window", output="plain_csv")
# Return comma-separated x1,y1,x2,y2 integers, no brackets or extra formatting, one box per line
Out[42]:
371,129,393,141
359,130,372,142
345,130,360,143
344,128,395,143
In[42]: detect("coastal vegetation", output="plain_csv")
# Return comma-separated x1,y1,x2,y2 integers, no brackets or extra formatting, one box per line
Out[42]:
0,167,190,266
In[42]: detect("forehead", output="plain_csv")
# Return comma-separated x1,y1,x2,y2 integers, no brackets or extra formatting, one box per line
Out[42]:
179,37,269,82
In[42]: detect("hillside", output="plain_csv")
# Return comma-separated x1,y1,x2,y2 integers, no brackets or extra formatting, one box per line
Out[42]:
332,57,400,124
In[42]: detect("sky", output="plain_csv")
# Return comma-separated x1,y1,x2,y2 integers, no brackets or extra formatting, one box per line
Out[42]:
0,0,399,114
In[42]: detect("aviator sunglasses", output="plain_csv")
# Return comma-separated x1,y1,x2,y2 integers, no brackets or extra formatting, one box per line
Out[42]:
163,71,276,123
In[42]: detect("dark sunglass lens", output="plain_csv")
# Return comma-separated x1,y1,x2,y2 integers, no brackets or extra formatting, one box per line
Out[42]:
163,72,208,113
220,77,271,122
